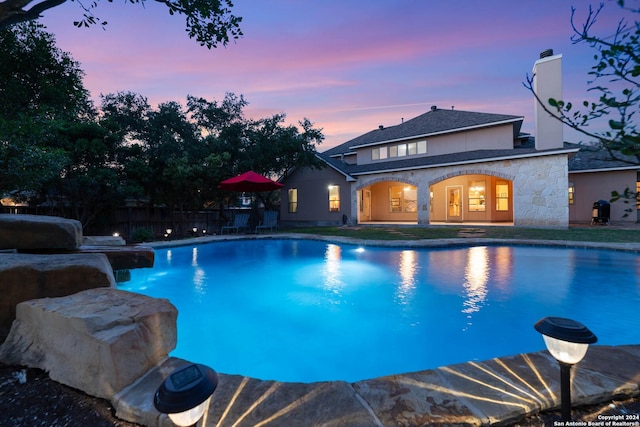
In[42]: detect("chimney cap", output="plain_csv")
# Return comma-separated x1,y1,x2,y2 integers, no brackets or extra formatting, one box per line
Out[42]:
539,49,554,59
378,125,384,130
430,105,437,111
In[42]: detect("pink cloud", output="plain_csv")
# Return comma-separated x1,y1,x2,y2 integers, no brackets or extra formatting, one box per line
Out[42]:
37,0,630,151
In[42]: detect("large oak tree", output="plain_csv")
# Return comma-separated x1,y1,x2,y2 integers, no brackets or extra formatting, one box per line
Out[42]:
0,22,91,199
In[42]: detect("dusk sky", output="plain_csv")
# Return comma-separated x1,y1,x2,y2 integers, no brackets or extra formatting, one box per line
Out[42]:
38,1,631,150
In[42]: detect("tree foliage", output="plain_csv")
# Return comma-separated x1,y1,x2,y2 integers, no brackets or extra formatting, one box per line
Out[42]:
0,21,93,120
0,0,242,49
0,22,92,199
96,90,324,220
1,23,323,231
525,1,639,160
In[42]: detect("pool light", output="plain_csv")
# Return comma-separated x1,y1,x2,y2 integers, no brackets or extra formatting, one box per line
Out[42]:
534,316,597,421
154,363,218,426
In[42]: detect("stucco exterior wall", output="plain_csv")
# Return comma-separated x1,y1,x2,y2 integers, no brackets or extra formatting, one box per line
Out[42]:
355,125,515,165
280,166,352,226
424,125,515,156
569,169,638,224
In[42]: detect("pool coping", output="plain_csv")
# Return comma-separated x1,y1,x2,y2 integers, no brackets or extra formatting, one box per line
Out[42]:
121,233,640,426
144,232,640,253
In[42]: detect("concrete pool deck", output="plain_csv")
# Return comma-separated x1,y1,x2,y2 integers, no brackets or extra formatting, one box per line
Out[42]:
125,233,640,426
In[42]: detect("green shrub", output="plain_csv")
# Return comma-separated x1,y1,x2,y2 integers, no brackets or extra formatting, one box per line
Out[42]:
131,228,154,243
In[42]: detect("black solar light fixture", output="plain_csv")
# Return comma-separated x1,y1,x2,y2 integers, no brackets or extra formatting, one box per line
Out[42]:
154,363,219,427
534,316,597,422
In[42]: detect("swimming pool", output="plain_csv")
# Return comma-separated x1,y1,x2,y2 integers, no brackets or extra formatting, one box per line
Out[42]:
121,239,640,383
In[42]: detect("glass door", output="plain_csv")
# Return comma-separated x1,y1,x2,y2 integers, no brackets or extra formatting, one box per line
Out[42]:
447,186,462,222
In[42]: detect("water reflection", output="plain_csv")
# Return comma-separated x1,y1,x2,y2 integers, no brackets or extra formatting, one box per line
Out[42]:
462,246,489,316
493,246,513,291
323,244,344,295
396,250,417,305
193,268,206,294
192,247,198,266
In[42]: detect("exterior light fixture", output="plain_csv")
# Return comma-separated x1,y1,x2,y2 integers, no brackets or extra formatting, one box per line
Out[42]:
534,316,597,421
193,227,198,234
202,229,207,235
166,228,173,235
112,232,119,237
154,363,218,427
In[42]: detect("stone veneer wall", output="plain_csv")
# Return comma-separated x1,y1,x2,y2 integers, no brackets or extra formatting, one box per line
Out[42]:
350,153,570,227
511,154,569,227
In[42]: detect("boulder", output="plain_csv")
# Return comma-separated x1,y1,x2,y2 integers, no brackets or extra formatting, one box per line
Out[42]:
0,214,82,250
0,288,177,401
0,253,116,341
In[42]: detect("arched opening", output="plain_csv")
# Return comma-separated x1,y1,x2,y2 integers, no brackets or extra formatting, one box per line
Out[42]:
429,174,513,224
357,180,418,224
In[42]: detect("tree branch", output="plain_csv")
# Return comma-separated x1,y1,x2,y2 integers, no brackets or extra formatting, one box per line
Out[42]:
0,0,67,29
523,74,610,143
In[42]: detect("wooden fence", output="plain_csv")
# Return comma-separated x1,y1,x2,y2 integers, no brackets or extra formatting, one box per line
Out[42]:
0,205,260,242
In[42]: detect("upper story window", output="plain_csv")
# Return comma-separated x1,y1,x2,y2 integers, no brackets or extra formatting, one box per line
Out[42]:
372,147,387,160
373,140,426,160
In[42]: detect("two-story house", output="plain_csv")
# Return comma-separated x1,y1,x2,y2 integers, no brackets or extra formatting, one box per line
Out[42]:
281,51,579,227
279,50,639,227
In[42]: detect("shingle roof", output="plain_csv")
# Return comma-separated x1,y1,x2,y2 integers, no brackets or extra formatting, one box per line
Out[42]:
568,144,640,172
323,107,524,157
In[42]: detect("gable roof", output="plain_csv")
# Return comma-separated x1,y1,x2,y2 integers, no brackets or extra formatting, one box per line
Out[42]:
323,107,524,157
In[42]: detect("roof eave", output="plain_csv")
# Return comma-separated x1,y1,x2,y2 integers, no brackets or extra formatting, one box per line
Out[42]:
569,165,640,174
316,154,358,181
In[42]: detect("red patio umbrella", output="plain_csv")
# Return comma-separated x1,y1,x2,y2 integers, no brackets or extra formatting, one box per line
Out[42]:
217,171,283,192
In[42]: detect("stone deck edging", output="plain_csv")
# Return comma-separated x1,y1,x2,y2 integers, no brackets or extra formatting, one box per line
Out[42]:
115,345,640,426
126,233,640,426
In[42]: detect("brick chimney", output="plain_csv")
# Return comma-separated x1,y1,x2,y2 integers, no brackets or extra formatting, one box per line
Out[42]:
532,49,564,150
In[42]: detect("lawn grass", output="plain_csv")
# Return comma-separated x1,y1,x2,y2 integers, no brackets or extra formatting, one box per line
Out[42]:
285,225,640,243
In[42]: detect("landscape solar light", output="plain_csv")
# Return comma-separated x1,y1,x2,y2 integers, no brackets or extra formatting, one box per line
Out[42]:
534,316,597,422
154,363,218,427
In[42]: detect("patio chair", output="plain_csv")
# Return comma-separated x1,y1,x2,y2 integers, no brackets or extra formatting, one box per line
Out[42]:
221,213,250,234
255,210,279,233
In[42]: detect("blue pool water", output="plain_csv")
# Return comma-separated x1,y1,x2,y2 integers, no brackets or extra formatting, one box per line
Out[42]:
121,239,640,383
